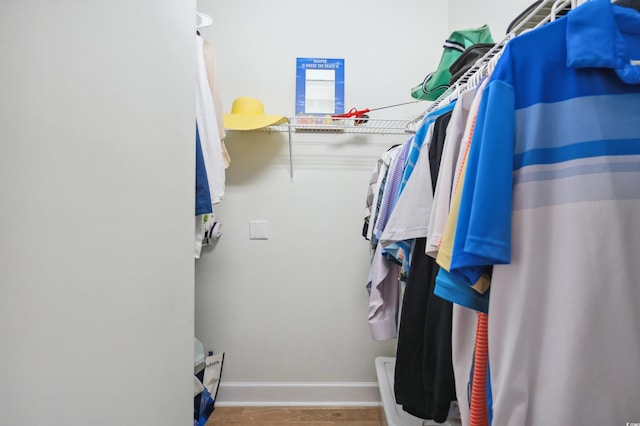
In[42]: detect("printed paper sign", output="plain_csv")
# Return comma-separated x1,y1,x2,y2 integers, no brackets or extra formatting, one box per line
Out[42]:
296,58,344,116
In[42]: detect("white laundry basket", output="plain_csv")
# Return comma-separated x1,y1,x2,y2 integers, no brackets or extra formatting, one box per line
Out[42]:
375,357,461,426
194,337,206,375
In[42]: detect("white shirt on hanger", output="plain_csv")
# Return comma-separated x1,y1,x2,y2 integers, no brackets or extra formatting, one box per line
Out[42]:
425,88,476,258
379,124,435,248
195,35,225,205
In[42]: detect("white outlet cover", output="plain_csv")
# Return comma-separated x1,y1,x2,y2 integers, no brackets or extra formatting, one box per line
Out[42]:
249,220,268,239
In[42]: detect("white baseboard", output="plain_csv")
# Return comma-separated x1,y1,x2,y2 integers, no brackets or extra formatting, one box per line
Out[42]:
214,382,382,407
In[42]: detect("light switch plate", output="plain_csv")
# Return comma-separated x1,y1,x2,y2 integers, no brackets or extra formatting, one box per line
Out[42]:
249,220,268,240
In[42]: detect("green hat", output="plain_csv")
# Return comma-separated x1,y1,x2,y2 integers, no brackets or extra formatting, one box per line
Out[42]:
411,25,494,101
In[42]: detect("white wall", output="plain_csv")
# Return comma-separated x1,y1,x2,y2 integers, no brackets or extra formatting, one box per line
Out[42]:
448,0,535,38
194,0,448,402
0,2,195,425
194,0,539,405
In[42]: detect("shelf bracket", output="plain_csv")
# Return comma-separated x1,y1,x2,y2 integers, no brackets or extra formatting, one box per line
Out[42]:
287,124,294,182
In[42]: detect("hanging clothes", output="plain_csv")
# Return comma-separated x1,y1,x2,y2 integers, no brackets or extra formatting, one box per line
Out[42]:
366,3,640,425
381,102,456,276
425,88,475,259
366,145,403,340
195,35,225,206
195,34,226,258
434,77,492,314
393,108,456,424
372,142,410,250
363,157,384,240
201,39,231,169
366,242,402,341
438,1,640,424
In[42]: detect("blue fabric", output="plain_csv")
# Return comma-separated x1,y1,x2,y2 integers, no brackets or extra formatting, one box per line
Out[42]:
195,124,213,216
446,0,640,285
434,268,489,313
195,387,214,426
398,102,457,196
448,80,514,286
513,93,640,155
567,0,640,84
507,2,640,110
432,2,640,422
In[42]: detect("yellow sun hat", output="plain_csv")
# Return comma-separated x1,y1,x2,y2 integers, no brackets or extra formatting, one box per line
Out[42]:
223,97,288,131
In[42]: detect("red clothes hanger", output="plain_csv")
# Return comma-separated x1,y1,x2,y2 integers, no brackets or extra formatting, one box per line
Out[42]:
331,101,423,124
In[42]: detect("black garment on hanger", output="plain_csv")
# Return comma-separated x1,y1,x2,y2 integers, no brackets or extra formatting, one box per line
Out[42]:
429,113,451,193
506,0,542,34
613,0,640,11
394,112,455,423
449,44,496,85
506,0,570,35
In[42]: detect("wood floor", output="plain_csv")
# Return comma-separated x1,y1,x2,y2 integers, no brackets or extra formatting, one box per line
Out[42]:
206,406,384,425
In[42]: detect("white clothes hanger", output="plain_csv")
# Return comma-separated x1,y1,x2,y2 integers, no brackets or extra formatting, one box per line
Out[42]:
196,12,212,29
551,0,574,20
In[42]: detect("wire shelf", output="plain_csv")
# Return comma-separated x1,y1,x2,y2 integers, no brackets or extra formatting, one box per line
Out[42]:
262,116,412,135
227,116,413,181
224,1,580,179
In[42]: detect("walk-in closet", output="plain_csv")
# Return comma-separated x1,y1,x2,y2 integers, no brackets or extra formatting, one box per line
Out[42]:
3,1,639,425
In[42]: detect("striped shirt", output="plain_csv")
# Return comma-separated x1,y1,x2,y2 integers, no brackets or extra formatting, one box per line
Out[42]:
449,1,640,424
